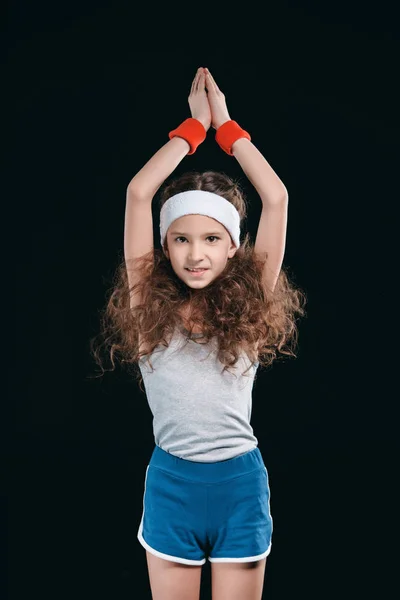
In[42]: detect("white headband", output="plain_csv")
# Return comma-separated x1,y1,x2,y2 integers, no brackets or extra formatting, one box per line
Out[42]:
159,190,241,250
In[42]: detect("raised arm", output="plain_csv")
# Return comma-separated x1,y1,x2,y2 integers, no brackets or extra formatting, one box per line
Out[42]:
124,137,192,309
127,67,211,200
205,67,288,293
124,68,212,309
127,136,191,200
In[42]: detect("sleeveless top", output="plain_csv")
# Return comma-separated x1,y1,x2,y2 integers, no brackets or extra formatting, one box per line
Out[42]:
138,324,260,462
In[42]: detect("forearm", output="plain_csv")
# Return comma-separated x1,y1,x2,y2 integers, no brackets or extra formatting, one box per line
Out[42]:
127,136,190,199
232,138,288,205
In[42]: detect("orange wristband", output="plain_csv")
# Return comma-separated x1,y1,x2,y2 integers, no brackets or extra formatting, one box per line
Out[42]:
215,120,251,155
168,118,207,155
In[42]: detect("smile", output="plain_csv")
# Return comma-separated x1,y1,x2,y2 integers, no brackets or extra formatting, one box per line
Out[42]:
185,268,209,276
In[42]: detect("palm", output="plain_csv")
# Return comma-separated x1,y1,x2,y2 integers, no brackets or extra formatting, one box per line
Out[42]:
198,90,212,126
207,94,222,130
204,68,231,130
188,68,212,131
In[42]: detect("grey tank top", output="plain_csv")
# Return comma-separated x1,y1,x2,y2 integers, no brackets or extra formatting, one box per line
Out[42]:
139,324,260,462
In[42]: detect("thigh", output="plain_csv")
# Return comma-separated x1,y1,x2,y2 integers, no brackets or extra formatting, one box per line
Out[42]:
211,558,267,600
208,466,273,561
146,550,202,600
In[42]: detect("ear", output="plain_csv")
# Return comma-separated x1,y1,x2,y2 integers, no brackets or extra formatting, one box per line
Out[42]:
227,239,238,259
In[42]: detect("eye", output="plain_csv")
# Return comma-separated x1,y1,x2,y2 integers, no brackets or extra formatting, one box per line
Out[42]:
174,236,221,243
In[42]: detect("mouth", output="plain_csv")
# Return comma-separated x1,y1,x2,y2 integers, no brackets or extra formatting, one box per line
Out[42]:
185,268,209,276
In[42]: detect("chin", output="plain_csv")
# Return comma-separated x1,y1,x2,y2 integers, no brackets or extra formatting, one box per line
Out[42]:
186,281,211,287
185,277,214,288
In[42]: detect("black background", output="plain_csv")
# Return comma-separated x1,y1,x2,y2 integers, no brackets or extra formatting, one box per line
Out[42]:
8,2,398,598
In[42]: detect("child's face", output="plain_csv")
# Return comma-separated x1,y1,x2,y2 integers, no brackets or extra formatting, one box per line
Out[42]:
164,214,237,288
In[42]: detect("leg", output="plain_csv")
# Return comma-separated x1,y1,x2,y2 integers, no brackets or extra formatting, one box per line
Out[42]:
211,558,267,600
146,550,202,600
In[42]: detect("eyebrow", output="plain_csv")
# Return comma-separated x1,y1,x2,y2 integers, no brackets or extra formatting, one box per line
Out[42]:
170,231,223,236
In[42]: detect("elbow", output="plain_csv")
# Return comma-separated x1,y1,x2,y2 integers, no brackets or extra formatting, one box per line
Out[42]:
126,182,148,203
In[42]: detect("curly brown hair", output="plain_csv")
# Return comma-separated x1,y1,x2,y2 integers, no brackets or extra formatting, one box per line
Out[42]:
89,170,307,392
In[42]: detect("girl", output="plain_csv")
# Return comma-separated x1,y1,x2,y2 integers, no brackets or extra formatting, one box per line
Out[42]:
90,67,306,600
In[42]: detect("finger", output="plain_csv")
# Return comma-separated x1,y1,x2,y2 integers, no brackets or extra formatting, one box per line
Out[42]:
209,71,220,92
191,67,203,94
195,71,205,92
196,68,205,91
204,71,213,90
190,69,198,95
206,69,220,92
205,70,217,92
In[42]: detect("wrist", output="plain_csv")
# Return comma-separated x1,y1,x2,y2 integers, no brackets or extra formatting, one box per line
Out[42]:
214,120,251,156
216,118,232,129
169,118,207,155
195,118,209,132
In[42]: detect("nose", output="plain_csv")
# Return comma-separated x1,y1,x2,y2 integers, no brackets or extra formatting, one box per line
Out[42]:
187,244,206,261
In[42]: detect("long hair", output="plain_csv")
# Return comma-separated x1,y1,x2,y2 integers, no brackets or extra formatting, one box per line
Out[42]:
89,170,307,392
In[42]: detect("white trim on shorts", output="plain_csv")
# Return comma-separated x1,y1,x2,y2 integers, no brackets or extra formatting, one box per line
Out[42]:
208,544,272,562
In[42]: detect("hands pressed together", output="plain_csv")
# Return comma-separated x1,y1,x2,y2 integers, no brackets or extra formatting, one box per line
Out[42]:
188,67,231,132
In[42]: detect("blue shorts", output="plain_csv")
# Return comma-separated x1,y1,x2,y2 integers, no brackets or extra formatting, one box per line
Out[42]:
137,445,273,565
